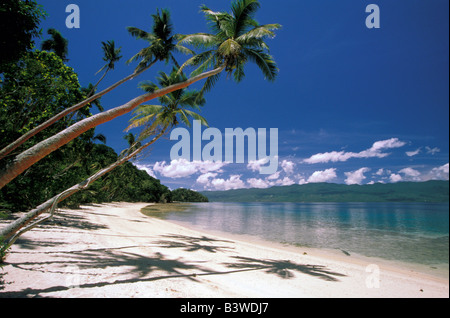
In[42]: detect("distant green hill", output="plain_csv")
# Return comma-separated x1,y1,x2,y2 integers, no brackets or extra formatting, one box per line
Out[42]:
201,181,449,203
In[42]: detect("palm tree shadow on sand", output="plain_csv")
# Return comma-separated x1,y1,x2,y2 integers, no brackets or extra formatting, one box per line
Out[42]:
224,256,346,281
1,244,347,297
155,234,235,253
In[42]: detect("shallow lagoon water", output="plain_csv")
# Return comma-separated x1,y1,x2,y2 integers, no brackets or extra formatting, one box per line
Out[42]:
146,202,449,268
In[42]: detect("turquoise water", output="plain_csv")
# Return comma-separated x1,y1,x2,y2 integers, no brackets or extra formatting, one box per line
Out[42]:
147,202,449,267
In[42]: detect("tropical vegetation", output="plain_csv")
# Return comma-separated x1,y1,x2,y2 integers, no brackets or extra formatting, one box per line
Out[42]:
0,0,280,251
172,188,209,203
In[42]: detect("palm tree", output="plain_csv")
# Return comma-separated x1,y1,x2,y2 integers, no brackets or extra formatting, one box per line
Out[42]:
89,40,123,97
120,132,141,158
41,28,69,62
127,68,207,135
178,0,281,92
0,9,185,161
0,0,279,189
127,9,194,71
0,69,206,250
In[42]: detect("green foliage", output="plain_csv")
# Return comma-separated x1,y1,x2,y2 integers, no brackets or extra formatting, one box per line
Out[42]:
76,159,172,205
202,181,450,203
0,50,83,139
171,188,209,202
179,0,281,92
41,28,69,61
97,40,122,73
0,50,170,212
127,67,207,141
126,8,194,71
0,0,47,71
0,235,8,267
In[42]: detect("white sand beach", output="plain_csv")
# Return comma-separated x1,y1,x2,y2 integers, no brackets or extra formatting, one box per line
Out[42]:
1,202,448,298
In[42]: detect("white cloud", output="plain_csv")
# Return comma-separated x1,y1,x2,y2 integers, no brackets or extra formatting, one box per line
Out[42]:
426,147,440,155
154,159,227,178
196,172,218,185
247,157,269,172
303,151,352,164
281,160,295,174
133,163,156,178
210,175,245,191
307,168,337,183
406,148,421,157
344,167,370,185
387,164,448,183
303,138,406,164
275,177,295,186
399,167,421,178
426,163,449,181
389,173,403,183
267,171,281,180
247,178,271,189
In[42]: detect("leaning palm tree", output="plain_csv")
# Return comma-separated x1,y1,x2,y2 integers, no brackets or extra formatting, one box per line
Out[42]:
0,69,207,252
0,9,187,161
41,28,69,62
0,0,279,189
127,68,208,134
88,40,123,97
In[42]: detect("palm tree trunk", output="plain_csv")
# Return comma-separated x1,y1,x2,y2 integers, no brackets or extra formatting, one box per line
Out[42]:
0,61,156,161
0,65,225,189
0,127,168,250
88,67,110,97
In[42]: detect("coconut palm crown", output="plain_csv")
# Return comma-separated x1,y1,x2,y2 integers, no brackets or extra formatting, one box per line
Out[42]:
96,40,123,75
126,68,207,142
126,8,195,71
178,0,281,91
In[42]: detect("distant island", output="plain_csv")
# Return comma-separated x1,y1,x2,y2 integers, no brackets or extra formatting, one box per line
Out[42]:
201,180,449,203
171,188,209,202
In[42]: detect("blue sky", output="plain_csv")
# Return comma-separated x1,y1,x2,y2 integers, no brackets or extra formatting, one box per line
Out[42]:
35,0,449,191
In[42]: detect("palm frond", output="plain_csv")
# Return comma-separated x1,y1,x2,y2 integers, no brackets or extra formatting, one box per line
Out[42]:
231,0,261,38
243,48,278,81
233,61,246,82
183,109,209,127
127,26,154,41
138,81,159,93
178,50,215,75
236,23,282,43
177,33,218,49
178,90,206,108
93,133,107,144
200,72,222,94
126,104,163,131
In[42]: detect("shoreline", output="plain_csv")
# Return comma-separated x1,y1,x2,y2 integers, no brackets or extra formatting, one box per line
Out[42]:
1,202,448,298
164,217,450,282
142,203,449,281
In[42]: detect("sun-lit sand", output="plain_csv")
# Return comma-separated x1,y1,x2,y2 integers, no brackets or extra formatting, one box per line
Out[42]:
1,202,448,298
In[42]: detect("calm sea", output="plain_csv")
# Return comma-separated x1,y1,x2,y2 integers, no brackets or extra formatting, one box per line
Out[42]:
146,202,449,269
